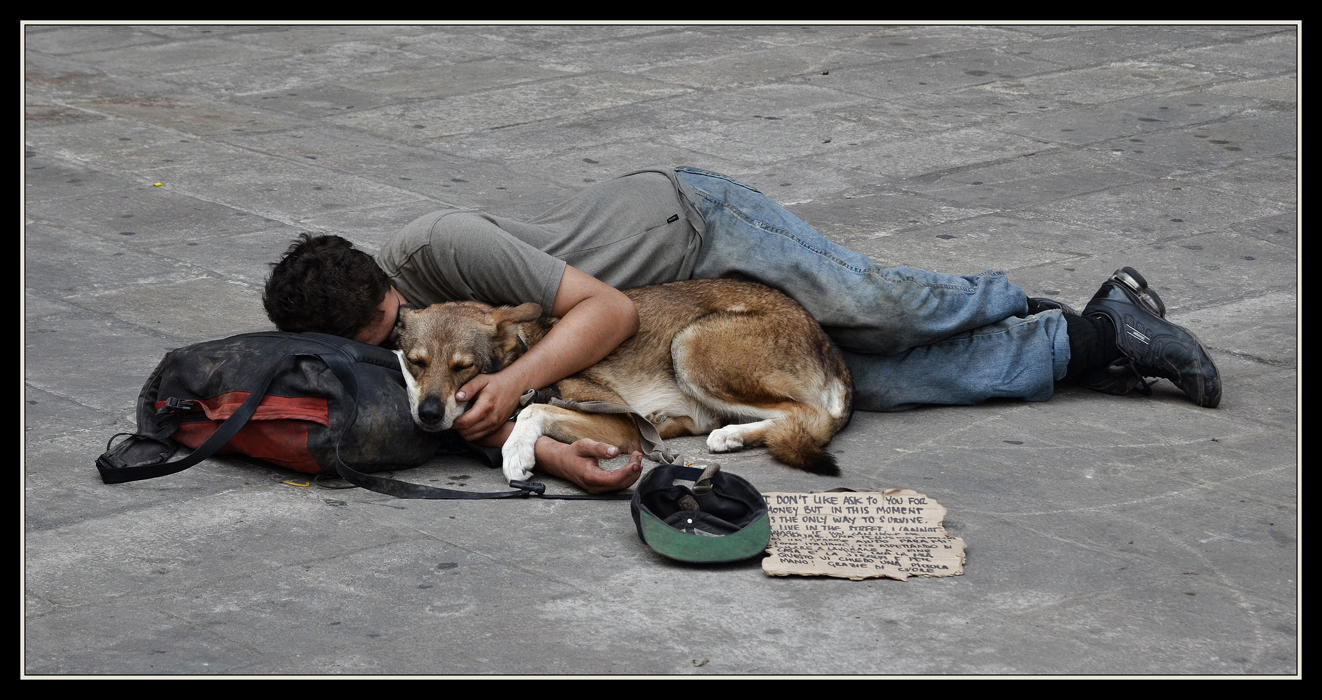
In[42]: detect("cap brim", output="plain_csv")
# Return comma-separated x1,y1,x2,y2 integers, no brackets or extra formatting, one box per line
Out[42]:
638,508,770,563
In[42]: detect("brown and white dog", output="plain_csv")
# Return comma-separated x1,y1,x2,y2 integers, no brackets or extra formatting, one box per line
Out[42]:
390,279,854,484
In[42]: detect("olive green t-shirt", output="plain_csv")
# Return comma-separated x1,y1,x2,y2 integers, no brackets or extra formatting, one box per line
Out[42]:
377,169,707,312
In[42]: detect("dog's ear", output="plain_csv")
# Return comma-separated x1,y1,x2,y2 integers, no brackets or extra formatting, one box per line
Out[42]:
487,303,542,354
489,303,542,326
385,305,418,351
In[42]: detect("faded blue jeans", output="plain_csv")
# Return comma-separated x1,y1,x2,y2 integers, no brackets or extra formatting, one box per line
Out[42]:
675,167,1071,411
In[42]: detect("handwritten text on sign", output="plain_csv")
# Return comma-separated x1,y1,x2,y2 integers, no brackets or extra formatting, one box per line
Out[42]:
762,490,965,581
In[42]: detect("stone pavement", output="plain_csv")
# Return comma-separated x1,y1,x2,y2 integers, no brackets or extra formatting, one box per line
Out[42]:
23,23,1298,676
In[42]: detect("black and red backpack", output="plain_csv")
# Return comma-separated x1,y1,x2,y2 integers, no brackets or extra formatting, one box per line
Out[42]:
94,331,578,500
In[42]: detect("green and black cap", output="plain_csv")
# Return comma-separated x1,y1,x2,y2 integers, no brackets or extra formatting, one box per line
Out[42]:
630,463,770,563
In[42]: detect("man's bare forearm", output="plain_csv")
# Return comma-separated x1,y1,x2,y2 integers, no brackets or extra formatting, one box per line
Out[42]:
452,265,639,441
500,289,638,393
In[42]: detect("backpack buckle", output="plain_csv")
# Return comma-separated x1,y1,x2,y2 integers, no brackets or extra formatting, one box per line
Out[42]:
509,479,546,497
155,397,196,421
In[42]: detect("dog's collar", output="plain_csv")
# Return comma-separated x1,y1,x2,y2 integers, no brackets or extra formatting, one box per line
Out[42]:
516,385,562,410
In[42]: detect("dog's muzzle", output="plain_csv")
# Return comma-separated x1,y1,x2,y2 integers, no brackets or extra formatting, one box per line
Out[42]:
415,395,469,432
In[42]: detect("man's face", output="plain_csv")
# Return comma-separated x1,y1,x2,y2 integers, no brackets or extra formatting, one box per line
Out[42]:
353,287,405,346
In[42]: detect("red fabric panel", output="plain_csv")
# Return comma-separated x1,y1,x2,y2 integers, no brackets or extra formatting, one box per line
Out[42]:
161,392,331,426
159,393,330,474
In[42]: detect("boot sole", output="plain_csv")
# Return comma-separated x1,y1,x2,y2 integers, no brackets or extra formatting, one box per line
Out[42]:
1112,266,1166,317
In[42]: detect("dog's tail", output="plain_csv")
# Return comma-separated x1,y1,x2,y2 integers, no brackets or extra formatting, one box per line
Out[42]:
765,407,842,477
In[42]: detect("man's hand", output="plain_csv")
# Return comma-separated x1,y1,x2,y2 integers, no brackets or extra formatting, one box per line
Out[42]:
452,371,527,442
473,426,644,494
537,437,644,494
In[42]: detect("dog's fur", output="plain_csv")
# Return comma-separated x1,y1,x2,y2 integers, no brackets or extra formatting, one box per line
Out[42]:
391,279,854,483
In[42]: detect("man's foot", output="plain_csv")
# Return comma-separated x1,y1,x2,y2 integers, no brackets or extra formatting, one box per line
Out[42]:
1078,267,1221,408
1068,268,1164,395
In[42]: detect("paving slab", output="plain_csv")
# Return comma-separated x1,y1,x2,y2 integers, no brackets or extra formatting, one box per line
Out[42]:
1151,30,1298,79
726,160,896,206
513,28,769,74
660,112,889,167
1181,156,1298,207
1017,179,1288,245
23,221,199,296
79,96,310,138
831,25,1032,59
1231,211,1296,250
298,200,468,251
1204,74,1297,103
996,25,1247,67
24,151,132,201
24,307,186,413
333,58,575,100
824,127,1050,180
326,73,694,142
427,101,721,163
24,117,249,172
26,184,294,247
999,231,1296,316
1094,111,1298,173
982,59,1223,105
23,25,167,56
69,37,292,77
139,153,425,223
823,50,1062,101
68,276,275,341
997,90,1277,147
25,50,185,104
637,46,874,89
897,148,1145,207
23,23,1297,678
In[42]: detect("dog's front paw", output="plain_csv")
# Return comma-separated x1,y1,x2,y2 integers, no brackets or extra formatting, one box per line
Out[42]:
501,407,542,482
707,425,746,453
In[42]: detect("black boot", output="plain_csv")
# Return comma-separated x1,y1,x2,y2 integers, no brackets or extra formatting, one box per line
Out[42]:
1076,267,1221,408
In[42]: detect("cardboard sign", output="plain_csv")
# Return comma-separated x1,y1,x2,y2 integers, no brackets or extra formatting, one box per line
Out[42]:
762,490,966,581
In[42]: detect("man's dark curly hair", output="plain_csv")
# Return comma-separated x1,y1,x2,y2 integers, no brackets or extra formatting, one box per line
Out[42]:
263,234,393,338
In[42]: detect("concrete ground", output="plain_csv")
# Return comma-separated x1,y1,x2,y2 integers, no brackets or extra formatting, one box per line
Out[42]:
23,23,1298,677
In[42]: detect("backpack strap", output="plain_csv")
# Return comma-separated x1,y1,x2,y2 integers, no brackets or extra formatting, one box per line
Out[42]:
97,354,299,484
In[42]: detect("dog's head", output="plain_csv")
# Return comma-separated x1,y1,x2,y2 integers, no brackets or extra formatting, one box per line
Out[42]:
391,301,542,432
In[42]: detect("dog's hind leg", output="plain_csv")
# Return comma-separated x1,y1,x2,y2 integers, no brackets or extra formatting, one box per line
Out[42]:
703,406,840,474
671,310,851,476
707,419,777,452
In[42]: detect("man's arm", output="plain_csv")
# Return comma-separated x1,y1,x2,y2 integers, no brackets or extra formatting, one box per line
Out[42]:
450,264,640,441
